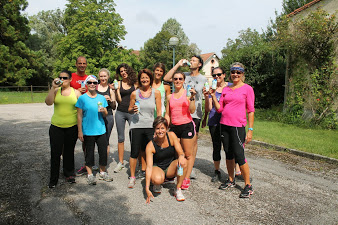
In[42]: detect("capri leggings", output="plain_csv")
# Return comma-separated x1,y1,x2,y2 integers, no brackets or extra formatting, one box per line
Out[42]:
104,114,114,145
129,128,154,159
209,124,229,161
220,124,246,166
115,110,132,143
84,134,108,167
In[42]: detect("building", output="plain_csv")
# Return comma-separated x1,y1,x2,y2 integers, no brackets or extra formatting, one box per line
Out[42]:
200,53,220,84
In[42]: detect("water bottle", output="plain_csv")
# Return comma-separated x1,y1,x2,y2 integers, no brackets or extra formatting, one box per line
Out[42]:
186,85,191,97
113,79,118,89
204,82,209,92
212,79,217,90
177,165,183,176
183,59,191,67
55,79,63,86
81,81,85,88
97,101,103,112
135,100,140,113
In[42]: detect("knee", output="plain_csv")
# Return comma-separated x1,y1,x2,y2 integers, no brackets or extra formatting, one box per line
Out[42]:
152,174,164,185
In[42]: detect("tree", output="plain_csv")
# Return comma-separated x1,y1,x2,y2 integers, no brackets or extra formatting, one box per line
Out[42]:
282,0,313,14
0,0,47,85
139,18,200,70
54,0,139,76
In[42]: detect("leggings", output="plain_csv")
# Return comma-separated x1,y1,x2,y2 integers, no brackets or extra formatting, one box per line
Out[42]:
129,128,154,159
115,110,132,143
84,134,108,167
49,124,78,185
104,113,114,145
220,124,246,166
209,124,228,161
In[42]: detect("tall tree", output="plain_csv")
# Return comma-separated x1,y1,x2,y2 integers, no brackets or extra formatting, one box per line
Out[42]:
282,0,313,14
0,0,46,85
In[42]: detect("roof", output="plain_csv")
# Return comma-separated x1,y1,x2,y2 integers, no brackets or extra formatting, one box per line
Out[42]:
131,50,140,56
287,0,322,17
200,52,219,63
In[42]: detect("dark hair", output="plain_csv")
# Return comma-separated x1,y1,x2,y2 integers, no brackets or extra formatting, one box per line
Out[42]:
192,55,203,71
153,62,166,75
60,70,72,79
76,56,87,64
138,69,154,86
116,63,137,86
173,71,185,80
153,116,169,129
211,67,225,75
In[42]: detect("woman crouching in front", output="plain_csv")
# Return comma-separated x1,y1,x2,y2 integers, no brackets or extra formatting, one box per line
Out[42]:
145,116,187,203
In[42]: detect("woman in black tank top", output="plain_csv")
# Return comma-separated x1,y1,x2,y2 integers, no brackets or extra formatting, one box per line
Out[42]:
145,117,187,203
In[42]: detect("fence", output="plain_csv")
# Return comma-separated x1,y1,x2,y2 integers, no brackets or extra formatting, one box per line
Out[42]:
0,85,50,104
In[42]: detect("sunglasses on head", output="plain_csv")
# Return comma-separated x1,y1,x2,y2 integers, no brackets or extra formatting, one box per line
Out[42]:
59,76,69,80
212,73,222,78
231,71,243,75
173,77,184,81
87,81,98,85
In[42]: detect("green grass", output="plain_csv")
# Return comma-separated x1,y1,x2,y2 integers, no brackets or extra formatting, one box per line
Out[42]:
253,119,337,159
0,92,47,104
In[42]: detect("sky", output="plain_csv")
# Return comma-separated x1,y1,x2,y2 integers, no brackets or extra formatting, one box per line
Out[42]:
24,0,283,57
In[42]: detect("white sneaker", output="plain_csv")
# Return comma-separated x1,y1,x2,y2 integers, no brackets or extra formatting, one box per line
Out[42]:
99,172,113,182
175,188,185,201
87,174,96,185
128,177,136,188
114,162,125,173
153,184,162,193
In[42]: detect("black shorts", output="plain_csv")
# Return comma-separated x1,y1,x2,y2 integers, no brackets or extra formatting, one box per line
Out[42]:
170,122,195,139
193,118,201,133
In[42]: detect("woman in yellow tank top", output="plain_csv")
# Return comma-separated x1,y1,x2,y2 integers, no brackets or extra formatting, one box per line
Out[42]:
45,70,81,188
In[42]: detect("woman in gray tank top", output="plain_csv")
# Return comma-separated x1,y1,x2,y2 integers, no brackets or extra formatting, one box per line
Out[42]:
127,69,162,188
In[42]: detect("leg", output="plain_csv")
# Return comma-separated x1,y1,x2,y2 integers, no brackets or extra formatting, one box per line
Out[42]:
104,114,114,157
180,137,196,179
84,135,96,175
129,129,142,177
151,166,166,185
62,125,78,178
49,125,64,186
115,111,126,164
97,134,108,171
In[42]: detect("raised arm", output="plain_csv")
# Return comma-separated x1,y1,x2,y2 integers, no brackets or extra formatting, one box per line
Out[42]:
163,59,185,82
45,79,59,105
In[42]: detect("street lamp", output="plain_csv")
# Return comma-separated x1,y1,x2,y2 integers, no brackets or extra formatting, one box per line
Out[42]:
169,36,179,68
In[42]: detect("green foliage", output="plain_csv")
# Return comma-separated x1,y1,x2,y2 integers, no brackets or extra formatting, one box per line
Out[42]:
278,9,337,129
139,18,200,70
220,28,286,108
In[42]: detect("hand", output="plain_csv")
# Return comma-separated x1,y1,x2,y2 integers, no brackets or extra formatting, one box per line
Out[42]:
209,88,216,97
178,155,187,167
178,59,185,67
146,189,154,204
133,104,139,113
201,118,207,128
79,86,86,93
52,78,61,88
245,130,253,144
99,107,105,113
202,87,209,97
109,83,118,91
190,87,196,97
104,95,111,102
78,131,84,142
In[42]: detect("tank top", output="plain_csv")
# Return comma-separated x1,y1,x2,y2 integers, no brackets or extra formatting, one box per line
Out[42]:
154,81,166,117
117,81,135,113
152,133,175,170
169,90,192,125
51,88,78,128
130,88,156,129
96,86,113,115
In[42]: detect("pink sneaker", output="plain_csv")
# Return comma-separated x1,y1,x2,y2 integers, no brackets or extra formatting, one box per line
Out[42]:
181,178,190,190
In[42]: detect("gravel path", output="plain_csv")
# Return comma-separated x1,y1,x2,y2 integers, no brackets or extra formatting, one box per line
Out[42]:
0,103,337,224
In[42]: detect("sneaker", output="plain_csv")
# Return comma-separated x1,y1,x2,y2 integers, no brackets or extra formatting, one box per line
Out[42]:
87,174,96,185
153,184,162,193
128,177,136,188
175,188,185,201
65,176,76,184
99,172,113,182
48,183,56,189
190,168,197,179
136,170,146,180
219,179,235,190
163,177,175,184
181,178,190,190
239,184,254,198
114,162,125,173
76,166,87,176
92,165,99,171
211,170,221,182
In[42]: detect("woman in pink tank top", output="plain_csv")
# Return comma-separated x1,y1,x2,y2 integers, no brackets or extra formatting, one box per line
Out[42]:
165,72,196,190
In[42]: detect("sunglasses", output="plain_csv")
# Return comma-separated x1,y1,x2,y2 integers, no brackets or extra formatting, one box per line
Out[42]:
87,81,98,85
59,76,69,80
173,77,184,81
231,71,243,75
212,73,223,78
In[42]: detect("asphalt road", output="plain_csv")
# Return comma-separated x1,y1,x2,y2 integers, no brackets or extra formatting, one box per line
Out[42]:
0,103,337,224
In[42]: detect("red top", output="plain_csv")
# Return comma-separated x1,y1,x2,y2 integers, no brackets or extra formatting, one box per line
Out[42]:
169,90,192,125
70,73,88,93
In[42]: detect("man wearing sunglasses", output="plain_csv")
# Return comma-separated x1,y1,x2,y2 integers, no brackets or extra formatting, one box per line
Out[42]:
164,55,207,180
70,56,88,94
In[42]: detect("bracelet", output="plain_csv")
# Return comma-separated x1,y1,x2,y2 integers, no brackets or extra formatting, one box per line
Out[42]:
248,128,253,131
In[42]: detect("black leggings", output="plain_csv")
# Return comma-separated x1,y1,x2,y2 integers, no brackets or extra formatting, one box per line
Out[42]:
209,124,228,161
220,124,246,166
84,134,108,167
49,124,78,185
129,128,154,159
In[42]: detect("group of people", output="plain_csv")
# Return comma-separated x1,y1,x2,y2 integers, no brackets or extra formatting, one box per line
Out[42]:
45,55,255,202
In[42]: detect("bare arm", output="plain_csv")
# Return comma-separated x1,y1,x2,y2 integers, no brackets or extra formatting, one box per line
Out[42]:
109,89,116,110
169,132,186,167
245,112,254,144
164,95,171,124
128,91,137,114
145,142,155,204
163,59,185,82
77,108,84,142
45,79,60,105
114,81,122,103
210,89,221,110
155,90,162,117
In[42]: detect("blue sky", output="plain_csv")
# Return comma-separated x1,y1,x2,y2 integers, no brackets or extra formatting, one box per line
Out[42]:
25,0,283,56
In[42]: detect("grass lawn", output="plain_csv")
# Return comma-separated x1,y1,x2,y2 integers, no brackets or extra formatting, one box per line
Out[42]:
0,92,47,104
